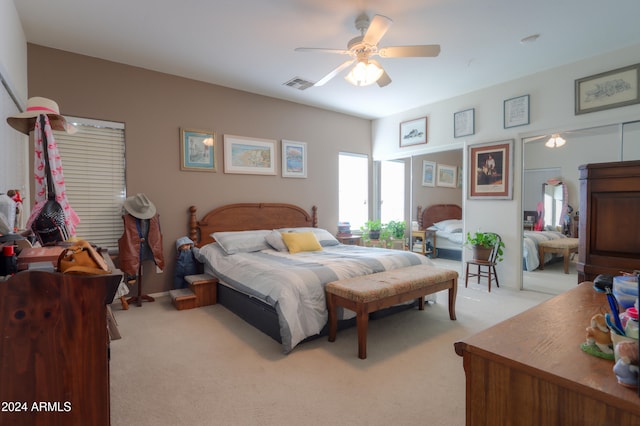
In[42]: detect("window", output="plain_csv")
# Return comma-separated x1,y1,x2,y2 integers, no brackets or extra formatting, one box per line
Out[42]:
339,152,368,231
380,160,405,224
54,117,125,251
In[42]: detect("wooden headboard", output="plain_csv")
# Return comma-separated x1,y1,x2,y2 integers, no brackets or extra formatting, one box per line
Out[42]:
418,204,462,229
188,203,318,247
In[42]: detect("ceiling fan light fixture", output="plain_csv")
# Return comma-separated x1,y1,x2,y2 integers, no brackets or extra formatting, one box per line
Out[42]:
345,60,384,86
545,134,566,148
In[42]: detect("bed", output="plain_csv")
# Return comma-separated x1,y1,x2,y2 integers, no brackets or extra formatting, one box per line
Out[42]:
417,204,463,260
187,203,437,353
522,230,568,271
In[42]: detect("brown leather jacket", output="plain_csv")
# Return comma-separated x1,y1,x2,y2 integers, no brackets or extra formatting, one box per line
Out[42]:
118,213,164,276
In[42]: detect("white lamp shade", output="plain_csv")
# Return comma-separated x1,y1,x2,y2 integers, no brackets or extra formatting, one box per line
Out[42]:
345,61,384,86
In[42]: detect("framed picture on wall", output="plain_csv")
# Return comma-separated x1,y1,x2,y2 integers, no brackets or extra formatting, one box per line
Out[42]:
281,140,307,178
503,95,530,128
575,63,640,114
468,139,514,199
454,108,475,138
421,160,436,186
437,164,457,188
223,134,276,175
400,117,427,147
180,128,216,172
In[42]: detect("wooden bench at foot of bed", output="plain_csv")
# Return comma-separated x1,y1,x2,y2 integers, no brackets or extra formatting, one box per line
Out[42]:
325,264,458,359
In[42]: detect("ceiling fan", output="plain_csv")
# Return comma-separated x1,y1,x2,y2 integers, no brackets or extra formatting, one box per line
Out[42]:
295,13,440,87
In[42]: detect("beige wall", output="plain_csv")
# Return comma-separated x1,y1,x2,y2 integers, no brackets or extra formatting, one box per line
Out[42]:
27,44,372,295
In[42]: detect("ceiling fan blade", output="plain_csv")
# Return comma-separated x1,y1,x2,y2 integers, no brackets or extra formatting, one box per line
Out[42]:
378,45,441,58
295,47,351,55
363,14,392,46
314,59,355,86
370,60,391,87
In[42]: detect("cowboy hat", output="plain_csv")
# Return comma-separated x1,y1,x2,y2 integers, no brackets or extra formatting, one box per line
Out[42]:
124,193,157,219
7,96,75,135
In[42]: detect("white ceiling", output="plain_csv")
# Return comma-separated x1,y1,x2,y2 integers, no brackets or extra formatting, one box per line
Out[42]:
14,0,640,119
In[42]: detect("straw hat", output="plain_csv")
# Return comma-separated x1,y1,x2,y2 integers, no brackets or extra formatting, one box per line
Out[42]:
7,96,74,134
124,193,157,219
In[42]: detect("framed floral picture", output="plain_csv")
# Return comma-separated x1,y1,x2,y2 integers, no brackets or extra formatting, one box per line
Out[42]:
468,139,514,199
223,134,276,175
180,128,216,172
281,140,307,178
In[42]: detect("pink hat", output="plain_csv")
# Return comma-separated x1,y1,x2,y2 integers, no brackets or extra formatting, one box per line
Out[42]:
7,96,74,134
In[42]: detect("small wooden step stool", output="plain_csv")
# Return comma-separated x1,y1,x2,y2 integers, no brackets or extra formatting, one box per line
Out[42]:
169,274,218,310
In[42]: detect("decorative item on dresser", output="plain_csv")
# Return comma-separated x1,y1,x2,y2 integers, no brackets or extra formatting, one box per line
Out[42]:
577,160,640,282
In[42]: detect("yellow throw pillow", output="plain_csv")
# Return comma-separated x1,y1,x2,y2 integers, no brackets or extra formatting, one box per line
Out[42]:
280,231,323,254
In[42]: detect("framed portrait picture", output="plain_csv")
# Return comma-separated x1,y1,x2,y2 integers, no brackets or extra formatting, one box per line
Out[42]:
575,63,640,115
180,128,216,172
281,140,307,178
421,160,436,187
454,108,475,138
503,95,530,128
437,164,457,188
468,139,514,199
400,117,427,147
223,134,276,175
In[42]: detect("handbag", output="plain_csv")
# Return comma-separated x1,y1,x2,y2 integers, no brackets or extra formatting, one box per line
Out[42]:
30,114,70,246
57,240,111,275
31,197,70,245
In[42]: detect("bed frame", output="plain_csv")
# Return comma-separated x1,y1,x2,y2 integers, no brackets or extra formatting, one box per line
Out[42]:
187,202,416,346
417,204,463,261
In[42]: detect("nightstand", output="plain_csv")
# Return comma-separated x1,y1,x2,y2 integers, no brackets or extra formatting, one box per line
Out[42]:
410,229,436,257
336,235,362,246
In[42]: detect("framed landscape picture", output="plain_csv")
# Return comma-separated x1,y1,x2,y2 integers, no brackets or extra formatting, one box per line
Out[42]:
422,160,436,186
468,139,513,199
437,164,457,188
400,117,427,147
281,140,307,178
180,128,216,172
223,134,276,175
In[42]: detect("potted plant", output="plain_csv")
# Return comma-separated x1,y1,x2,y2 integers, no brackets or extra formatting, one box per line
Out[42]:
361,219,382,241
386,220,406,240
465,231,505,262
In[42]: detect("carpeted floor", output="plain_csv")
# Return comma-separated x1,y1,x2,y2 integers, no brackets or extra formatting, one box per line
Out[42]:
109,263,553,426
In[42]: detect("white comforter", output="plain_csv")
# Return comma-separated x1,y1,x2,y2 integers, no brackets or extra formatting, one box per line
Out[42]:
196,243,432,352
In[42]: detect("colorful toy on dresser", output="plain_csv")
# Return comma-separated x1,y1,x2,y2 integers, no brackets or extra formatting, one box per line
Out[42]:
581,273,639,389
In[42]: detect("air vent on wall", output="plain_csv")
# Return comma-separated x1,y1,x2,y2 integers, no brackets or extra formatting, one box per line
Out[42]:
283,77,314,91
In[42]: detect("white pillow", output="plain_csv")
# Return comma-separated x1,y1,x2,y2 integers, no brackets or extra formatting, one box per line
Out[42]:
432,219,461,231
265,230,288,252
211,230,271,255
277,227,340,247
442,221,463,234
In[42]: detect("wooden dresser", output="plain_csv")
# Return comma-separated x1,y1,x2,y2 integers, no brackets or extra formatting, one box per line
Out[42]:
577,160,640,282
455,282,640,426
0,270,121,426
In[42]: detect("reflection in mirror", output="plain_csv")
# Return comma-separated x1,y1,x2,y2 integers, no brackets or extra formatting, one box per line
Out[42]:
410,150,463,261
542,180,568,233
522,123,623,295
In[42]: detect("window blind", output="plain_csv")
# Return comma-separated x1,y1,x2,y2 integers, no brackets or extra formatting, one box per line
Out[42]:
54,118,125,251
